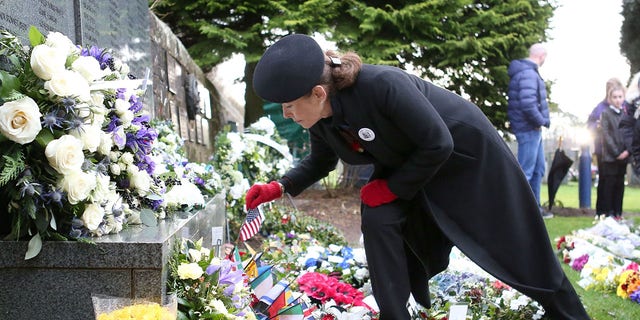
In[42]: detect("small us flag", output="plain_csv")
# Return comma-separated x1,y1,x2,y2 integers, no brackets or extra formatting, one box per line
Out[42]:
239,207,265,242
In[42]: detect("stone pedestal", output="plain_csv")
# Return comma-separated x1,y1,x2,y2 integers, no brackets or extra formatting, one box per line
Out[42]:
0,194,226,320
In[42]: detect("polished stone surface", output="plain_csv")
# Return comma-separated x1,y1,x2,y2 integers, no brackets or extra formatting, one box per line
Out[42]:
0,194,226,320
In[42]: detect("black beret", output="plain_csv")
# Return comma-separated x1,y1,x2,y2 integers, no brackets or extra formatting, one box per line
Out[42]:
253,34,325,103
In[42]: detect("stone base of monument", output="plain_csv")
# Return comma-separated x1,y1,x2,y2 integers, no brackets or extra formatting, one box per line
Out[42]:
0,194,226,320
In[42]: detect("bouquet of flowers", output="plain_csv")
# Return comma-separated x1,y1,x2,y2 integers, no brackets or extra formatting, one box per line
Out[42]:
0,26,166,259
166,238,256,319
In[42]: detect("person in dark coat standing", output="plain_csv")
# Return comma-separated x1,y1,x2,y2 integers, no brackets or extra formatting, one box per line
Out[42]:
245,34,589,319
598,84,630,219
507,43,552,218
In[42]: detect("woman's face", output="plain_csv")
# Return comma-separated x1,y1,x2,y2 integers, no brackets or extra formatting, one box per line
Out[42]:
281,86,332,128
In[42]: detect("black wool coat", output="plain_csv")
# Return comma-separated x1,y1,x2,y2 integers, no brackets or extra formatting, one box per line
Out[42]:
279,64,566,303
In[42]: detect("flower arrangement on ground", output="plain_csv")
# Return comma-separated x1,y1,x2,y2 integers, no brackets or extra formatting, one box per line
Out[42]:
557,217,640,304
210,117,292,239
167,238,256,319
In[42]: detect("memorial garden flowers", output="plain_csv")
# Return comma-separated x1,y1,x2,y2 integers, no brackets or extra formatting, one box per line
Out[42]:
0,27,194,259
557,217,640,304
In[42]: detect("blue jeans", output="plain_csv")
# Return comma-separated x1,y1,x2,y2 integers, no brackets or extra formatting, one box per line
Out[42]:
515,130,546,205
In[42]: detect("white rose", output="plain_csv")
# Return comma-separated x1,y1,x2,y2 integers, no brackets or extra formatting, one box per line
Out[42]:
177,262,203,280
45,135,84,175
90,173,112,203
45,31,79,56
30,44,67,80
109,163,121,175
60,171,97,204
71,56,103,82
129,168,152,196
119,110,134,128
0,97,42,144
81,202,104,231
70,124,102,152
120,152,134,165
98,131,113,155
44,70,91,101
114,98,130,113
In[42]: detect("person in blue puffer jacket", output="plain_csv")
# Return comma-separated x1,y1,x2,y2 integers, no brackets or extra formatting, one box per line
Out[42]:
507,43,552,218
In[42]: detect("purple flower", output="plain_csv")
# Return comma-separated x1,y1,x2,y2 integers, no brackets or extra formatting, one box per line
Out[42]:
631,288,640,304
43,189,64,206
571,254,589,272
129,95,143,113
205,264,221,275
41,111,64,132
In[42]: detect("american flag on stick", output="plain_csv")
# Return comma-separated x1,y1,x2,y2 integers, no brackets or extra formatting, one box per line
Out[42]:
239,207,265,242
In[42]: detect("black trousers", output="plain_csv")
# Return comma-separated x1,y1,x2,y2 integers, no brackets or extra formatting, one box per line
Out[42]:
361,201,590,320
596,161,627,216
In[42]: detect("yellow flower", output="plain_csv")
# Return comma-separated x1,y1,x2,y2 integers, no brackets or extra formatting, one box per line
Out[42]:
97,303,174,320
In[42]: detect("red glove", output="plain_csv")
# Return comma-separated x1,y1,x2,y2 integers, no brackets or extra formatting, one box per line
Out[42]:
360,179,398,207
245,181,283,209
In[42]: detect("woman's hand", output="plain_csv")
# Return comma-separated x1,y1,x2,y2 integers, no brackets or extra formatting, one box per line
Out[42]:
245,181,283,209
360,179,398,207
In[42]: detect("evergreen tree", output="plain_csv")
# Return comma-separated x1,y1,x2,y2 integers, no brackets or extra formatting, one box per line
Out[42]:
621,0,640,75
151,0,554,132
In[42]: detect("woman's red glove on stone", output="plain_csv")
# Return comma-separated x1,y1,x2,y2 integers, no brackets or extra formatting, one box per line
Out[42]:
360,179,398,207
245,181,283,209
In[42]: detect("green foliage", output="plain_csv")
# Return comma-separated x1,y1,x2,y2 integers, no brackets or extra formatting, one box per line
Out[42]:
621,0,640,75
0,146,25,187
152,0,555,133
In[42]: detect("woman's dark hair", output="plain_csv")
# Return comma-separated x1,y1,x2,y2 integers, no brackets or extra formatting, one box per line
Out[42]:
318,50,362,93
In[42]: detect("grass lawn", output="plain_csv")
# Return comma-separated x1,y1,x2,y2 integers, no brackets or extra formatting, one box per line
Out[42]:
540,181,640,214
542,183,640,319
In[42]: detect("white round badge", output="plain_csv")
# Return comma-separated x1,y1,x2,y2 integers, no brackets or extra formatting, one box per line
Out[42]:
358,128,375,141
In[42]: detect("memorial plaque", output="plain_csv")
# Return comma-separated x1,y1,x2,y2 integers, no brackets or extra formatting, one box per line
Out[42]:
195,114,203,144
198,83,212,119
78,0,152,78
202,119,210,146
0,1,76,43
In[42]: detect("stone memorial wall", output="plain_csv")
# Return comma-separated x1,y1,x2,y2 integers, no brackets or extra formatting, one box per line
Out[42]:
0,0,224,162
0,2,229,319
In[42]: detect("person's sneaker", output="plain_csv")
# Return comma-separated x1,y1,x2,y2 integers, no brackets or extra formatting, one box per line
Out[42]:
539,207,554,219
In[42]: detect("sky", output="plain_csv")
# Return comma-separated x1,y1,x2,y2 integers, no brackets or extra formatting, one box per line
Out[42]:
541,0,631,120
214,1,633,122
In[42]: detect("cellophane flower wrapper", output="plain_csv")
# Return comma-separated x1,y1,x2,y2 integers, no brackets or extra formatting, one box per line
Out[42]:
92,293,177,320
